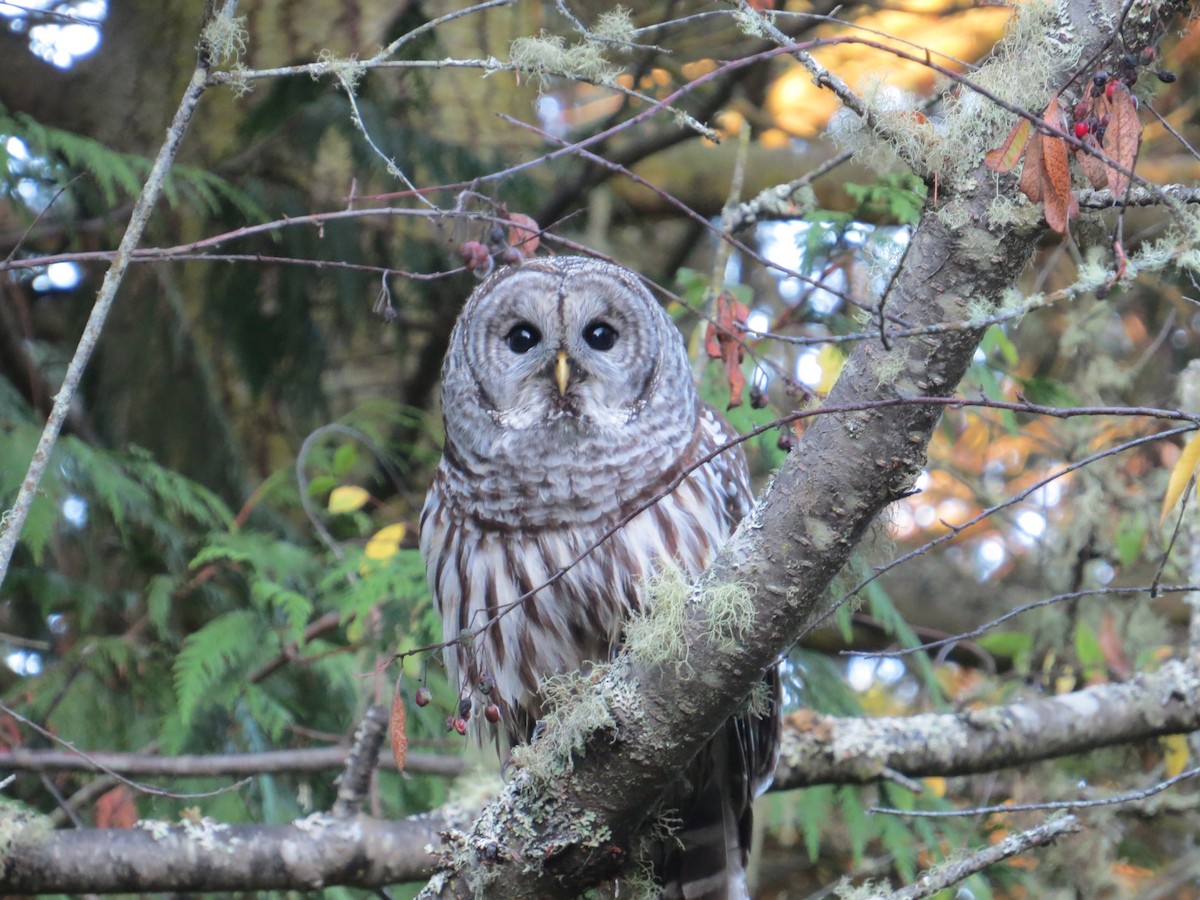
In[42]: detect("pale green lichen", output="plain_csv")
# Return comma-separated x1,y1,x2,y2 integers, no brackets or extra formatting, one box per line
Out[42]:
201,14,248,65
963,295,997,327
872,347,910,388
591,7,636,44
624,567,756,668
732,5,778,39
624,567,690,671
509,30,619,89
702,580,757,651
317,49,366,93
511,666,619,785
0,799,51,861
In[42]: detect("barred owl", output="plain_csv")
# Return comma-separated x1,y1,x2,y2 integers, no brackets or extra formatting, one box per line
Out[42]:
420,256,780,899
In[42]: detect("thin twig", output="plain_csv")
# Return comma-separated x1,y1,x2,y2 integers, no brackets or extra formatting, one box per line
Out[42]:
872,765,1200,817
0,0,236,590
0,702,250,800
885,816,1080,899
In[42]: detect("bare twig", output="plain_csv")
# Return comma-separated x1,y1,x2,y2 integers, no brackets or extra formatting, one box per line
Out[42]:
0,0,237,590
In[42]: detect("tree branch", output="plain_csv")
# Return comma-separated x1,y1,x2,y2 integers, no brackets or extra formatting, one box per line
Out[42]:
4,662,1198,892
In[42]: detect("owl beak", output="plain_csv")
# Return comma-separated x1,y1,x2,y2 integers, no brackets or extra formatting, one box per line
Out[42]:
555,350,571,396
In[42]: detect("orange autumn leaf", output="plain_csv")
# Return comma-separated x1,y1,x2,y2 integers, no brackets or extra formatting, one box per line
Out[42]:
984,115,1033,173
704,291,750,408
1018,126,1044,203
507,212,541,257
1041,103,1078,234
390,680,408,772
94,785,138,829
1017,98,1077,235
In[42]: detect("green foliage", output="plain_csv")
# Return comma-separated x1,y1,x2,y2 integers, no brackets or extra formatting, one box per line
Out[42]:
842,174,927,225
173,608,266,728
0,104,264,220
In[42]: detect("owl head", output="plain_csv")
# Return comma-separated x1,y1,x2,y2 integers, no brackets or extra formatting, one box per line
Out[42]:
439,256,698,464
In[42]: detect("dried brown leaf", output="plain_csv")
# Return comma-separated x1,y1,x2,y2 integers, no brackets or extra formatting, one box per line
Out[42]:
1077,135,1109,189
1101,83,1141,199
390,682,408,772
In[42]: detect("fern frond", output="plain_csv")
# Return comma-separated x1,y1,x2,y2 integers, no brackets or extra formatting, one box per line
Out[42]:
250,578,313,640
174,609,265,727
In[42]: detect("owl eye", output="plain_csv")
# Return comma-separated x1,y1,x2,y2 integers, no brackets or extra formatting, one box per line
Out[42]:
583,321,618,351
505,322,542,354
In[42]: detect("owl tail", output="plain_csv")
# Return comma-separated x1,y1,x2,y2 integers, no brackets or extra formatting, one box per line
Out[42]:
660,724,754,900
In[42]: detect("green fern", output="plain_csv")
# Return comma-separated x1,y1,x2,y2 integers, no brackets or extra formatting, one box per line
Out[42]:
1,105,265,220
241,684,295,743
124,450,233,529
173,608,266,728
250,578,313,640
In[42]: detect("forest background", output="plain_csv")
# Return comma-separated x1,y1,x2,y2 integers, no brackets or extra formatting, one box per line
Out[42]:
4,0,1200,896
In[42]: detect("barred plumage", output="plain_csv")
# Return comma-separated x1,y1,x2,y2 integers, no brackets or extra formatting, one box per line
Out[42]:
420,257,780,899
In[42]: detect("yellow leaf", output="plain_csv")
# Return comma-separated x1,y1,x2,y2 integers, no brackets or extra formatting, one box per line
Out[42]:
1162,733,1190,778
328,485,370,514
924,776,947,798
815,343,847,397
364,524,405,561
373,523,407,543
1160,431,1200,523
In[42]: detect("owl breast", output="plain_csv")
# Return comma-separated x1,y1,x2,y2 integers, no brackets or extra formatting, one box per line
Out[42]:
419,405,748,739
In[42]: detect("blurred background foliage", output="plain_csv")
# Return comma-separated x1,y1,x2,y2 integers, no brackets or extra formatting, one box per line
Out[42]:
3,0,1200,896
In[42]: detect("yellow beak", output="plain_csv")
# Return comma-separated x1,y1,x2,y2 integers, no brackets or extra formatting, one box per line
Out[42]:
555,350,570,396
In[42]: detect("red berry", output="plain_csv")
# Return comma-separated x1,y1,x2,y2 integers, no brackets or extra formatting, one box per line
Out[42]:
484,703,501,724
1105,81,1117,98
414,686,432,707
454,718,468,735
1073,121,1090,139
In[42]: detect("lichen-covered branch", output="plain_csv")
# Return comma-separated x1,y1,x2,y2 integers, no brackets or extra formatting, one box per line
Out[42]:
774,661,1200,789
0,813,450,893
4,662,1196,893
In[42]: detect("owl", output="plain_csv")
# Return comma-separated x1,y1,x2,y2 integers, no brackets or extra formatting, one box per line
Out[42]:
420,256,780,899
